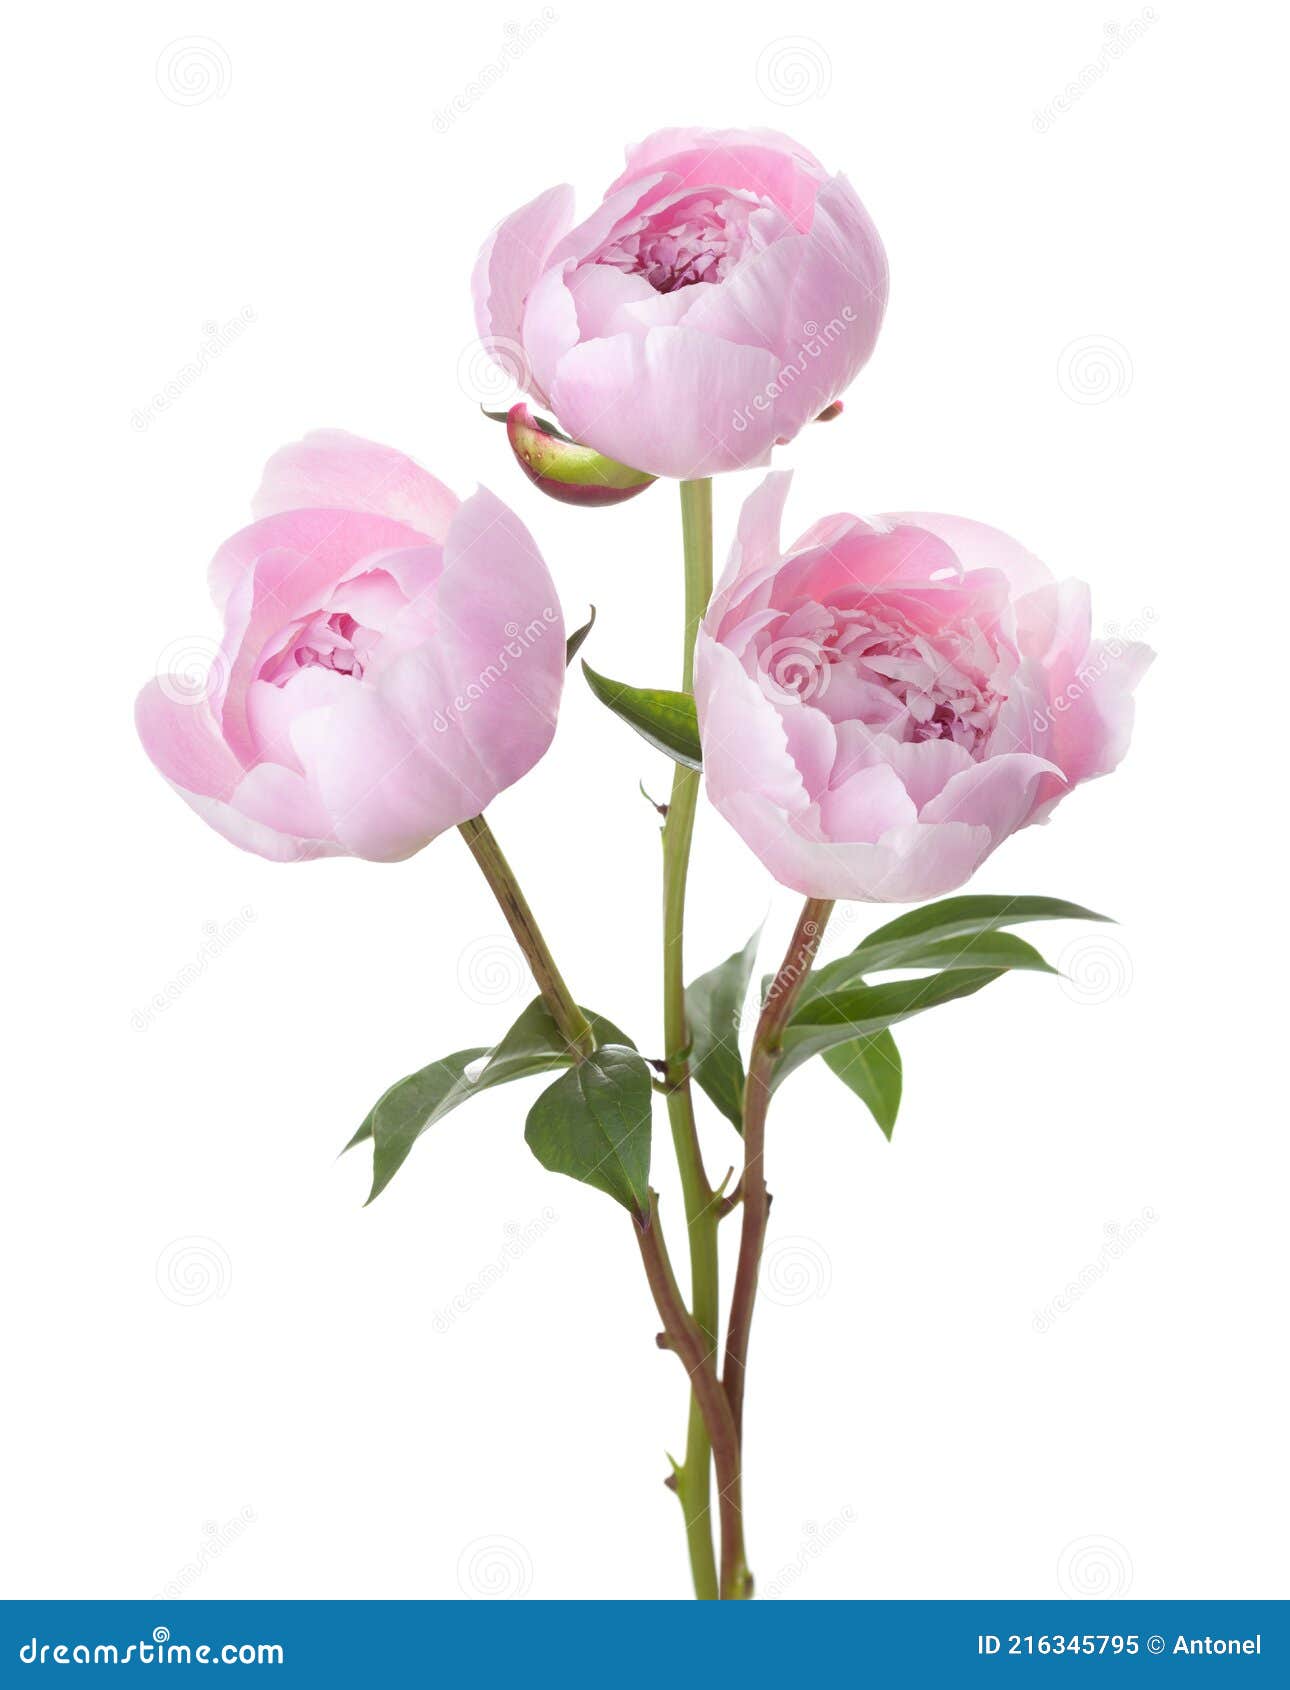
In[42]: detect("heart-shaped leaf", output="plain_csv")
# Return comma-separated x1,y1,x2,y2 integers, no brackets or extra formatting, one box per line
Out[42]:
581,661,702,769
525,1045,653,1213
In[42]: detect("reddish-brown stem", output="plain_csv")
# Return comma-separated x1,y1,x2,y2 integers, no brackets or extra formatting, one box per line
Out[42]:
634,1194,750,1600
723,898,834,1444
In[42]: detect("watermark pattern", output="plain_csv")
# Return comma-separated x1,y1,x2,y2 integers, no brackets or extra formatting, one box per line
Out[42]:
758,636,832,704
759,1236,832,1307
156,38,232,107
457,1535,534,1598
1029,609,1156,734
155,635,226,708
131,908,257,1032
455,936,527,1009
456,333,532,409
1058,935,1135,1007
430,609,559,734
154,1508,258,1598
131,309,257,430
761,1507,858,1597
1033,1209,1158,1333
1057,335,1134,404
1033,12,1158,133
432,1210,559,1333
155,1237,233,1308
1057,1534,1135,1597
433,10,558,133
755,37,832,106
732,311,858,434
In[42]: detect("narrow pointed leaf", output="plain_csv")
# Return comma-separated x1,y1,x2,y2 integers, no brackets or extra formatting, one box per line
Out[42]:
525,1045,653,1213
686,928,761,1130
350,997,634,1202
776,968,1005,1084
850,895,1109,974
364,1048,491,1203
565,606,596,667
822,1030,903,1139
581,661,702,769
804,930,1056,1003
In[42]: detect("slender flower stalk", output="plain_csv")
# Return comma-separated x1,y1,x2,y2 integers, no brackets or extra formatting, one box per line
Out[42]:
458,813,595,1060
659,479,723,1598
724,899,835,1454
634,1194,749,1600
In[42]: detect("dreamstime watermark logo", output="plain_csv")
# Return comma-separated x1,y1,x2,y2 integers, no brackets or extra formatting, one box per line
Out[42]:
755,36,832,106
457,333,532,408
760,1236,832,1307
18,1628,282,1669
433,10,558,133
456,937,526,1008
432,1209,559,1333
732,310,858,434
154,1507,257,1598
431,608,560,733
457,1535,534,1598
758,636,832,704
1057,1534,1134,1596
1057,335,1134,404
1033,1208,1157,1333
1034,12,1157,133
761,1506,857,1597
155,634,227,708
1028,607,1155,738
131,308,257,430
155,1237,233,1307
1058,934,1135,1007
156,37,232,107
131,908,257,1032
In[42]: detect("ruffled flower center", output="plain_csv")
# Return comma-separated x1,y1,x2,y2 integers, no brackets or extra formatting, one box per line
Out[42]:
593,191,761,293
757,604,1007,756
258,611,377,686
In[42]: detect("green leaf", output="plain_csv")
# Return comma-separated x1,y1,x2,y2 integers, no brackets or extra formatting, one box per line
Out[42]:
805,930,1057,1004
581,660,702,769
822,1030,903,1139
776,969,1006,1084
850,895,1108,975
686,928,760,1130
525,1045,653,1213
350,997,633,1202
565,606,596,667
363,1048,492,1204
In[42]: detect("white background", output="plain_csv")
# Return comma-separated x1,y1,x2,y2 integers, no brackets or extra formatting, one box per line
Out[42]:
4,0,1286,1603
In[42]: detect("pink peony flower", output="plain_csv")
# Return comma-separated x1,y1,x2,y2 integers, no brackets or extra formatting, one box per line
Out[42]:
136,432,566,863
472,127,888,480
694,475,1153,902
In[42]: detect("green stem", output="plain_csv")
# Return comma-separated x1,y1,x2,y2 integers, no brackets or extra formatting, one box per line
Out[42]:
661,478,723,1600
458,813,595,1061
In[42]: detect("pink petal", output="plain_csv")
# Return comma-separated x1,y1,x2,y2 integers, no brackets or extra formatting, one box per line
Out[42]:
472,183,576,350
251,431,458,543
550,326,781,478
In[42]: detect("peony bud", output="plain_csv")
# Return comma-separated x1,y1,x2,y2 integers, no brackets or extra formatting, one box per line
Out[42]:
502,404,656,506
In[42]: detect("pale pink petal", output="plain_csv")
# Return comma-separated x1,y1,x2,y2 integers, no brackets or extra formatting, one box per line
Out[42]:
472,183,576,350
550,326,781,479
250,431,458,542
